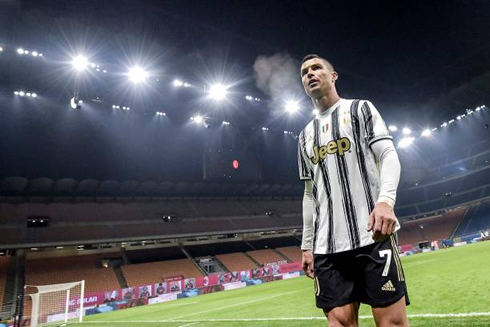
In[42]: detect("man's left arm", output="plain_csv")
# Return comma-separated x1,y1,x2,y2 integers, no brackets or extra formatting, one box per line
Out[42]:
367,138,401,240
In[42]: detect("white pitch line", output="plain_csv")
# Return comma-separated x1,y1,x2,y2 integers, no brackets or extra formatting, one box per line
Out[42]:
166,289,300,321
86,312,490,323
178,322,199,327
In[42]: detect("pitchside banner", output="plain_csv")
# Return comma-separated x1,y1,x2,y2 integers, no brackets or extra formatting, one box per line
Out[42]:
75,261,302,307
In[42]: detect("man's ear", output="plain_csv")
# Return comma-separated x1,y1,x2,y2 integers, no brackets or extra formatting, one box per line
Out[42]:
331,71,339,83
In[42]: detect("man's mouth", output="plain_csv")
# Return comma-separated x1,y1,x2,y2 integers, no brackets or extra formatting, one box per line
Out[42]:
308,79,319,87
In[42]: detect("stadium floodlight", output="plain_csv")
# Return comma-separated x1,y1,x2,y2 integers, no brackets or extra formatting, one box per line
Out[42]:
24,50,29,54
402,127,411,135
18,91,25,96
156,112,166,116
32,51,38,57
209,84,227,101
448,119,455,124
17,48,25,54
72,55,89,71
421,129,431,137
192,115,204,124
466,110,473,115
398,137,415,149
14,91,19,95
255,98,260,102
262,127,269,131
283,130,289,134
285,100,300,114
70,97,82,109
0,47,3,52
26,93,31,97
173,79,184,87
312,109,319,115
31,93,37,98
456,115,462,120
103,70,107,73
128,66,149,83
441,122,448,127
245,95,253,101
476,107,481,112
222,121,230,125
389,125,397,132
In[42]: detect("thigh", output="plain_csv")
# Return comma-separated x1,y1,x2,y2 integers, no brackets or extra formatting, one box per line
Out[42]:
358,235,410,308
325,302,360,327
372,296,409,327
314,252,358,311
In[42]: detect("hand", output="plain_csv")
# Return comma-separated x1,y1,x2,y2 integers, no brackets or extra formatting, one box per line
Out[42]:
367,202,397,241
302,250,314,279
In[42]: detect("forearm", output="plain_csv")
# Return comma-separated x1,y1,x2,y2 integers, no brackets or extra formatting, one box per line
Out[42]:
301,181,314,250
371,139,401,208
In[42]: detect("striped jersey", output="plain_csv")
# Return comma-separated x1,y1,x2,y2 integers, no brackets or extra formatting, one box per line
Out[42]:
298,98,393,254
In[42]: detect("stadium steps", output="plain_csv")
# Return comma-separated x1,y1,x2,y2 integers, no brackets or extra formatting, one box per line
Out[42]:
453,205,478,237
114,266,128,289
243,252,261,267
2,250,25,318
212,256,230,273
272,248,291,263
179,245,208,276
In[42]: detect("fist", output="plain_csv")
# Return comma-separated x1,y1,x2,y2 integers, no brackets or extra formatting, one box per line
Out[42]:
367,202,397,241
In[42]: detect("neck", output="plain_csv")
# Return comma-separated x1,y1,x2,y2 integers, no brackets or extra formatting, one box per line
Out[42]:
313,92,341,112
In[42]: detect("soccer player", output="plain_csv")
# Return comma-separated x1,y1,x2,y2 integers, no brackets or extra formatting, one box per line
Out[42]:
298,54,409,327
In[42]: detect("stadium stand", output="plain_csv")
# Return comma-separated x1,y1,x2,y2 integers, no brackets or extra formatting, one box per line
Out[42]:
185,241,252,257
121,259,203,287
0,256,9,314
247,236,300,249
215,252,258,271
246,249,285,265
397,208,466,245
276,246,302,262
125,247,186,264
453,201,490,236
25,254,121,293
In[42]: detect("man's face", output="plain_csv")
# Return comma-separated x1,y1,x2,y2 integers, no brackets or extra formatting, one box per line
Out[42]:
300,58,337,99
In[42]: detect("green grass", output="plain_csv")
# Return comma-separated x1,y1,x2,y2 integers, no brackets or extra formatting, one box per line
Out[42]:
67,241,490,326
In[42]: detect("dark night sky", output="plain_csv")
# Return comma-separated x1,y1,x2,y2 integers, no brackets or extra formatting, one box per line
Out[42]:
0,0,489,183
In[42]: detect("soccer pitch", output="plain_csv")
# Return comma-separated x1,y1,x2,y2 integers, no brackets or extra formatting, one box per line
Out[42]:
70,241,490,326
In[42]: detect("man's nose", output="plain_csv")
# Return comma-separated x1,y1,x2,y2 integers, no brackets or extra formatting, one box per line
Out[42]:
307,71,315,79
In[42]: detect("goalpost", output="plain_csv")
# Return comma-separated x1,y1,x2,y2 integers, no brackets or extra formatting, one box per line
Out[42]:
25,280,85,327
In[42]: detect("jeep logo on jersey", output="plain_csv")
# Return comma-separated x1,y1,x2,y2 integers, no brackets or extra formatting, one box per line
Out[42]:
310,137,351,165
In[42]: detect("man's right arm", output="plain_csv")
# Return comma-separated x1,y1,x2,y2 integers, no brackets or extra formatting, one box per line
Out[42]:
302,180,315,279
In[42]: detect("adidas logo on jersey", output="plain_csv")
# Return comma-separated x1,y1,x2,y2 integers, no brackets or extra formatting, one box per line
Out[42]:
381,280,396,292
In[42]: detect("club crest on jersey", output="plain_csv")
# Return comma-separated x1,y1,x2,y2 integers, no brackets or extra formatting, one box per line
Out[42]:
310,137,351,165
322,123,329,133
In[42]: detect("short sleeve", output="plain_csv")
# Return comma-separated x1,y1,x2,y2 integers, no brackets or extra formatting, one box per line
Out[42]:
359,100,392,147
298,130,311,180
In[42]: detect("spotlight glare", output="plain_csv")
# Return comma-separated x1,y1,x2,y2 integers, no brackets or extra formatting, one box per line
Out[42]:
19,91,25,96
193,115,203,124
262,127,269,131
209,84,227,101
398,137,415,149
24,50,29,54
245,95,253,101
456,115,462,120
14,91,19,95
285,100,300,113
32,51,38,57
173,79,184,87
388,125,397,132
70,97,82,109
222,121,230,125
128,66,149,83
283,130,288,134
402,127,411,135
0,47,3,52
441,122,448,127
26,93,31,97
17,48,24,54
421,129,431,137
72,55,89,71
449,119,455,124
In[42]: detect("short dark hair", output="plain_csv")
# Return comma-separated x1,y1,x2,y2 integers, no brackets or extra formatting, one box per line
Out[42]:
302,54,334,71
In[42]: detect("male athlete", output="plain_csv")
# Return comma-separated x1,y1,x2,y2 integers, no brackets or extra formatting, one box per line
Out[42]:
298,54,409,327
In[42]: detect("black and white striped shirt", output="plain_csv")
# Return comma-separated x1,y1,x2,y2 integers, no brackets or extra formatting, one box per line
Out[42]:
298,98,393,254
